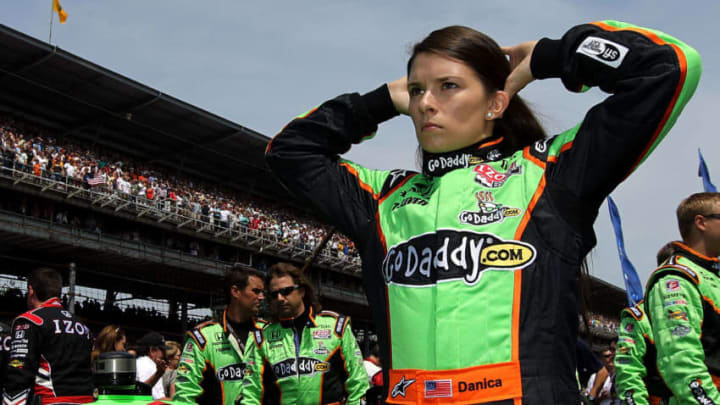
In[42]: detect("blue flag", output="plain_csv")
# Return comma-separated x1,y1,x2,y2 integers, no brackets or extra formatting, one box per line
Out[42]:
607,196,644,305
698,149,717,193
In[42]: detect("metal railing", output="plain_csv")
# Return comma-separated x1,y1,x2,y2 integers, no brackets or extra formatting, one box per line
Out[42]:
0,159,362,274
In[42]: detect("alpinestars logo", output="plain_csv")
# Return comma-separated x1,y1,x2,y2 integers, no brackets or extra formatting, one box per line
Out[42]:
689,379,716,405
458,191,522,226
474,163,521,188
392,180,437,211
383,229,536,286
624,390,636,405
391,376,416,398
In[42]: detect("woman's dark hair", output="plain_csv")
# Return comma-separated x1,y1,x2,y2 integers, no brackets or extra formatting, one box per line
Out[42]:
408,25,546,152
266,262,321,319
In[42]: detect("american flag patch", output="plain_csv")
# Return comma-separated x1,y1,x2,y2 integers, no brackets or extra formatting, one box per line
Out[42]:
425,379,452,398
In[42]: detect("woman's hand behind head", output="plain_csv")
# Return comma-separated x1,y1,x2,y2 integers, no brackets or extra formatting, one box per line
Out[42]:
501,41,537,100
388,77,409,115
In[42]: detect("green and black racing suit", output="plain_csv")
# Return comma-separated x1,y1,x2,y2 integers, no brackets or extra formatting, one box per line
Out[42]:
615,304,672,405
173,308,267,405
266,21,700,404
241,308,369,404
645,242,720,404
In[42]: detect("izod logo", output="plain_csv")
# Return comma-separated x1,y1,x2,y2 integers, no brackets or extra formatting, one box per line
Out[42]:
382,230,536,286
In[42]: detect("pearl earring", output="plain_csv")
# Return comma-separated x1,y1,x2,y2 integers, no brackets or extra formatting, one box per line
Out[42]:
487,112,493,119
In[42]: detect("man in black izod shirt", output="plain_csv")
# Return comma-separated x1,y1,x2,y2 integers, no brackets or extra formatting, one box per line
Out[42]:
3,268,94,404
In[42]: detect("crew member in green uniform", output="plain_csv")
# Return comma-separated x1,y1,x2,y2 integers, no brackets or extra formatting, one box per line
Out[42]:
242,263,369,405
646,193,720,404
173,265,266,405
615,243,677,405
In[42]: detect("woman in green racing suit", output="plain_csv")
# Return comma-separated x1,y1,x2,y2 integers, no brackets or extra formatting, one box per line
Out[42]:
265,21,700,404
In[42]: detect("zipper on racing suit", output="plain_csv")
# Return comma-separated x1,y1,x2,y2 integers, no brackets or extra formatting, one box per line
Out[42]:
293,325,301,380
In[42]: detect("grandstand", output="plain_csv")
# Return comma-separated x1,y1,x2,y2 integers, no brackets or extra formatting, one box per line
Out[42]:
0,23,624,347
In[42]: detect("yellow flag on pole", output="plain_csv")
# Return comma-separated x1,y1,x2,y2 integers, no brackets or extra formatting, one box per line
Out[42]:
53,0,68,24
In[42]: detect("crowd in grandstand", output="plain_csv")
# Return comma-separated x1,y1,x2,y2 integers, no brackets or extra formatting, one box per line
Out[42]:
587,313,619,334
0,115,359,262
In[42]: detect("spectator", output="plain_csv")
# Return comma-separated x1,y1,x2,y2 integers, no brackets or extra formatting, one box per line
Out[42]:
135,331,170,400
162,341,181,399
91,325,127,363
364,344,383,405
584,348,619,404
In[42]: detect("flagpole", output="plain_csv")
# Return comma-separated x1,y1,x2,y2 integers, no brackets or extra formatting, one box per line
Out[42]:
48,0,54,44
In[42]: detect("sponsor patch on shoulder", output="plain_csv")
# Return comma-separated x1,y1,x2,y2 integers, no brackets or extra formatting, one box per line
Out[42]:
191,330,206,348
671,325,691,337
666,279,681,292
576,36,629,68
664,299,688,307
667,309,688,321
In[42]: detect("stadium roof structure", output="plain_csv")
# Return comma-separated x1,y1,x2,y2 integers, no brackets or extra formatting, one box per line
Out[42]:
0,24,283,198
585,274,627,318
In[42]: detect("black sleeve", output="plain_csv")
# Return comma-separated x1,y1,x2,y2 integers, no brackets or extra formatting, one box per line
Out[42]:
2,318,40,405
576,337,602,384
265,85,399,244
530,21,700,214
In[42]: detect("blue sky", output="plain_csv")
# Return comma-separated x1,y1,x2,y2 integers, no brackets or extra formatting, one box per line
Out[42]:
4,1,720,293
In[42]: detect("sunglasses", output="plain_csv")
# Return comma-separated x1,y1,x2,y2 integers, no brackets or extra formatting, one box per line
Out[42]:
703,213,720,220
268,285,300,299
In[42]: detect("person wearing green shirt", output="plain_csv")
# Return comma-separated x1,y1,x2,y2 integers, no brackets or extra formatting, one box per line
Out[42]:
615,243,677,405
241,262,369,405
646,193,720,404
173,265,267,405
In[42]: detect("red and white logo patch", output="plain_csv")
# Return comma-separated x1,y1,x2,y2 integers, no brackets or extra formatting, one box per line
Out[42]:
473,162,521,188
666,279,680,292
313,329,331,339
